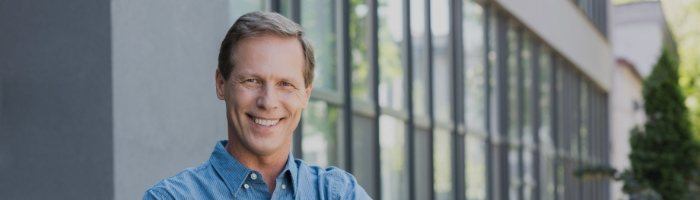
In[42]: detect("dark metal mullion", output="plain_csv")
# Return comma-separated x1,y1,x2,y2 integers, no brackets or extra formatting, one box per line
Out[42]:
451,0,465,199
550,53,560,200
575,72,583,200
289,0,303,160
368,0,381,198
340,0,354,174
425,0,436,199
531,41,542,200
483,4,494,200
403,0,416,199
516,27,526,200
269,0,280,12
291,0,300,23
496,11,510,200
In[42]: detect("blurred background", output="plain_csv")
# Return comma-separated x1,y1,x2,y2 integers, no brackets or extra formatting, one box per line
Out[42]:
1,0,699,199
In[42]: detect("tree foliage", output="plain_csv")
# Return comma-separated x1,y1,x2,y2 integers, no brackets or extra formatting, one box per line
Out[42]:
628,47,700,199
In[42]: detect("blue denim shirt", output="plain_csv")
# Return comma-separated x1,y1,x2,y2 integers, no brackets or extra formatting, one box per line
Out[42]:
144,140,371,200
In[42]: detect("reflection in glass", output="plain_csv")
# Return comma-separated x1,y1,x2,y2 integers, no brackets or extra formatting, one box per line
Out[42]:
508,147,521,200
507,24,519,141
465,135,487,200
521,34,535,200
522,34,533,145
522,149,535,200
538,47,556,200
379,115,408,200
579,81,588,160
463,0,486,136
302,100,339,167
410,0,429,117
432,0,452,122
539,48,553,149
540,152,557,200
302,0,338,91
350,0,372,101
378,0,405,110
463,1,487,199
569,71,579,157
434,128,454,200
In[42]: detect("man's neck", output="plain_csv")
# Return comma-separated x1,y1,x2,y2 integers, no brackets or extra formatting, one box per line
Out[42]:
225,140,289,192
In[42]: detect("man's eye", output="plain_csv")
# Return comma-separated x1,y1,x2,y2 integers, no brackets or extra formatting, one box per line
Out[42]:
244,79,259,84
280,81,295,88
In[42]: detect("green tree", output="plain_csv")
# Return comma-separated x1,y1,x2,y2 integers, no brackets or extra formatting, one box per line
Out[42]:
628,47,700,199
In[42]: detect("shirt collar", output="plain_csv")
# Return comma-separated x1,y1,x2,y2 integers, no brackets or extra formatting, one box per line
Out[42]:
209,140,298,196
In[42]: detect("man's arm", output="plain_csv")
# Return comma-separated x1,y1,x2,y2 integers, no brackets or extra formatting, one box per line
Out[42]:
143,187,174,200
324,167,373,200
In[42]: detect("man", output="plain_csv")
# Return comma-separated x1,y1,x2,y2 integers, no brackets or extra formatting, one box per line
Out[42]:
143,11,370,200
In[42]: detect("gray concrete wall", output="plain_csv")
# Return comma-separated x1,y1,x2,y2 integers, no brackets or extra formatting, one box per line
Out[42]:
0,0,113,199
111,0,242,199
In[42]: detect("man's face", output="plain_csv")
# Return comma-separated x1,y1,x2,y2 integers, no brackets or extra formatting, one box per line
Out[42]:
216,34,311,156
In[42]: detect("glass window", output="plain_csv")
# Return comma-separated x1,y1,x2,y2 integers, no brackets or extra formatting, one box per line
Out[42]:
569,70,580,157
463,0,486,136
538,47,553,150
487,7,499,139
350,0,372,102
378,0,405,110
434,128,454,200
465,134,487,200
301,0,338,91
507,24,519,141
579,81,589,161
556,58,568,153
521,34,535,200
379,115,408,200
538,46,556,200
522,34,533,145
410,0,429,117
432,0,452,123
506,23,522,200
302,100,340,167
540,151,557,200
523,148,535,200
508,147,520,200
463,2,487,199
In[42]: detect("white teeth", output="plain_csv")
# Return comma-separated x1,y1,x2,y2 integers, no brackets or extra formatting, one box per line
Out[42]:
253,117,280,126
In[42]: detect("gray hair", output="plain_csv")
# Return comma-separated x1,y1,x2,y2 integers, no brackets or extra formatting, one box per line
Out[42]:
217,11,315,87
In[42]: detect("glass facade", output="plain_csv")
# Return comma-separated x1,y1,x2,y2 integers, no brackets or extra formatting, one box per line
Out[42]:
241,0,612,199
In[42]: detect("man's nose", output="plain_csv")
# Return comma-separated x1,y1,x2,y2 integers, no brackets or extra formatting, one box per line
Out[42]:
256,85,280,110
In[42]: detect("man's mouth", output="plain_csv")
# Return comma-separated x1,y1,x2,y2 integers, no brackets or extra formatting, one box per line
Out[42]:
248,114,282,127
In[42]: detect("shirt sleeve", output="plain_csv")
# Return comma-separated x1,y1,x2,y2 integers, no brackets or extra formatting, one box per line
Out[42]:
323,167,373,200
142,187,174,200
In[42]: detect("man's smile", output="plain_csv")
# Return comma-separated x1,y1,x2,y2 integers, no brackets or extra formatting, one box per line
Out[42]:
247,113,285,127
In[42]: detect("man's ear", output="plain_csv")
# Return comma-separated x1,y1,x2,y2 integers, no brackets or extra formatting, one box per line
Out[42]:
301,84,313,109
215,69,226,100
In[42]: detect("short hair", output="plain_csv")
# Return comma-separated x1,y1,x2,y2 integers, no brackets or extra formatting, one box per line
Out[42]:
218,11,315,87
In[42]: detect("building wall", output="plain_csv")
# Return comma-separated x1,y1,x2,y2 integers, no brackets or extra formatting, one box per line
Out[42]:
0,0,113,199
612,2,668,77
609,62,644,200
110,0,243,199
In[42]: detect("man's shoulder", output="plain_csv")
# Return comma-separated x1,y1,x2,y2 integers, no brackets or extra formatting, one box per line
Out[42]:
143,161,217,199
295,160,371,199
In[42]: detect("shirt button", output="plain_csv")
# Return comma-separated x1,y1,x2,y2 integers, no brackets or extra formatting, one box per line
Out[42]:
250,173,258,180
281,184,286,190
243,183,250,189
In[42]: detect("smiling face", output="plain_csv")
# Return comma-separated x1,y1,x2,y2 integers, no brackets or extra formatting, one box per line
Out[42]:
216,34,312,157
